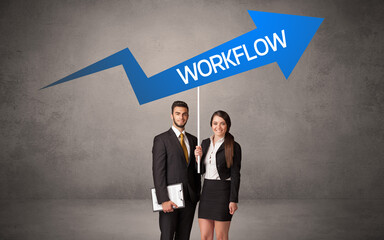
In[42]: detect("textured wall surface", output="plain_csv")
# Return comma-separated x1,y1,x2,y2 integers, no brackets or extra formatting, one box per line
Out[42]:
1,0,383,199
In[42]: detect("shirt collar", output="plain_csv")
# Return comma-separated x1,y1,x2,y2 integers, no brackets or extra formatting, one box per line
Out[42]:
210,135,225,143
172,126,186,138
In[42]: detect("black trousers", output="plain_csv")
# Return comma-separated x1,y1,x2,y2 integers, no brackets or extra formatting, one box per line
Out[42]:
159,199,197,240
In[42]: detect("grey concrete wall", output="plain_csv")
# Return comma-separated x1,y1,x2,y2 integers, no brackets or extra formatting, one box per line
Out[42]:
1,0,383,199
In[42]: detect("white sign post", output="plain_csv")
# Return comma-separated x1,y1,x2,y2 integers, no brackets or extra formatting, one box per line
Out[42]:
197,87,200,173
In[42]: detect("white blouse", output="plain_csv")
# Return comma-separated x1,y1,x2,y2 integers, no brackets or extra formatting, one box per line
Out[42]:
204,136,230,180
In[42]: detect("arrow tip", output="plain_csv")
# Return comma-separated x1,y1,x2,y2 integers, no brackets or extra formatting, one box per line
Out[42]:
248,10,323,79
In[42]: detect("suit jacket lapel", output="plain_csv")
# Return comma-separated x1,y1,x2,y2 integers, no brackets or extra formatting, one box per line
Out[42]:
217,142,225,153
204,138,225,165
215,140,225,168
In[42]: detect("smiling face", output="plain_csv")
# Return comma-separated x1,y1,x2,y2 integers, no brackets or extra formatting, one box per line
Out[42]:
171,106,189,130
211,115,227,139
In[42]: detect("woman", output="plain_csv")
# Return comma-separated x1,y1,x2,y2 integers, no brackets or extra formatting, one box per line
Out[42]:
195,110,241,240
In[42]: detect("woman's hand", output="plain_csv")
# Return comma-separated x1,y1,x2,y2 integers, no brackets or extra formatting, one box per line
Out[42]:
194,146,202,161
229,202,238,215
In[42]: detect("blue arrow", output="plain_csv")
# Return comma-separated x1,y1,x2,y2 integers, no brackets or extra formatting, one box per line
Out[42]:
42,11,323,105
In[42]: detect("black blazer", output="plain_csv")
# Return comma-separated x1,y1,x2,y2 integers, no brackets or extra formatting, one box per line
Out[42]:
200,138,241,203
152,128,200,204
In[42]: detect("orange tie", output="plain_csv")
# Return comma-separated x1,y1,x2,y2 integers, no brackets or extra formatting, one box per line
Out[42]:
180,133,189,164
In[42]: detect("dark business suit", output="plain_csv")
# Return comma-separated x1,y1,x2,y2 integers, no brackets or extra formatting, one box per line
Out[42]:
200,138,241,203
152,128,200,240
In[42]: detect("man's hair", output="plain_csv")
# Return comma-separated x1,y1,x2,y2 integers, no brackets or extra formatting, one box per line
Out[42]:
171,101,189,113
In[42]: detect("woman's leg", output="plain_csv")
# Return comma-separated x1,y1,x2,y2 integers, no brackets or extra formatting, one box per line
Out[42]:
198,218,214,240
214,221,231,240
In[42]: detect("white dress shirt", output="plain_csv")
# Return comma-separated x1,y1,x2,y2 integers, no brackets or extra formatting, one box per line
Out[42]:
172,126,190,156
204,135,231,180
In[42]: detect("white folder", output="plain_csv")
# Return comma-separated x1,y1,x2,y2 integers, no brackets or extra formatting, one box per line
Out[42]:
151,183,185,212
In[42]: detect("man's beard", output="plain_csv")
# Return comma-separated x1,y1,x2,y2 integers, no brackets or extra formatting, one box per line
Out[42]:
173,118,187,129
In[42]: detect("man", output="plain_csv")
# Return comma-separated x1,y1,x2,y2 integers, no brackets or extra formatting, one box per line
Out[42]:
152,101,201,240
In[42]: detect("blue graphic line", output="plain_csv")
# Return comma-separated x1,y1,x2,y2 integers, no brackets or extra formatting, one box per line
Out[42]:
42,11,323,105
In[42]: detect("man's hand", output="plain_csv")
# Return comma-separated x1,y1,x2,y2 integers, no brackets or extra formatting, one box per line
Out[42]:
162,201,178,213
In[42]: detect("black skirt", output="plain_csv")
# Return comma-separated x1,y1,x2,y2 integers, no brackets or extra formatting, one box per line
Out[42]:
198,179,232,221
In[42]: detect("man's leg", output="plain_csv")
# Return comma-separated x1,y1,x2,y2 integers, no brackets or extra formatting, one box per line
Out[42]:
174,201,196,240
159,211,178,240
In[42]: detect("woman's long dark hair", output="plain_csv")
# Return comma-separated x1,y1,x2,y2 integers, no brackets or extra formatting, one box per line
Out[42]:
210,110,234,168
